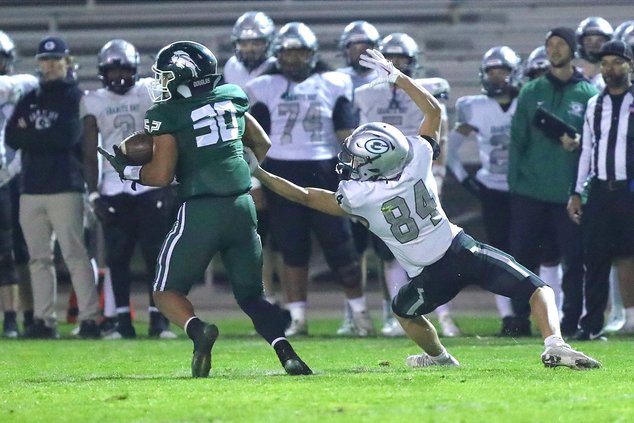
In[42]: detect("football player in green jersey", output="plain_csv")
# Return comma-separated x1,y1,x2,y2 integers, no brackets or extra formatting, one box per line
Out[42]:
99,41,311,377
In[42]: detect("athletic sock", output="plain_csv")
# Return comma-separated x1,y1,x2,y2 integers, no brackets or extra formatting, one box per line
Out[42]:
544,335,566,348
23,310,33,327
238,297,287,343
430,347,451,364
185,316,205,341
286,301,306,322
4,310,16,323
346,296,367,313
272,337,298,364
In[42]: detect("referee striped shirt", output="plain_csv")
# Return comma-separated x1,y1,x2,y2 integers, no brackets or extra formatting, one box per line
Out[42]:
576,88,634,193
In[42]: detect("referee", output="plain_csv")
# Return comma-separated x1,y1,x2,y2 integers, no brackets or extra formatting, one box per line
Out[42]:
567,40,634,339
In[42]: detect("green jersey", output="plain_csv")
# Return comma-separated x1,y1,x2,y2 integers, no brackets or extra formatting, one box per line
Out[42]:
144,84,251,199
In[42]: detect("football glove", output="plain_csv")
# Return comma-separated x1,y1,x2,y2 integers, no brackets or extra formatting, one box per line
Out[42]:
97,145,141,183
243,146,259,173
359,49,401,87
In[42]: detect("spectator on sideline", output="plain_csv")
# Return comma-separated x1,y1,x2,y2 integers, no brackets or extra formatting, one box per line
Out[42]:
354,32,459,338
567,40,634,337
508,27,598,338
6,36,100,339
0,30,37,337
82,39,177,339
99,41,312,377
252,48,601,371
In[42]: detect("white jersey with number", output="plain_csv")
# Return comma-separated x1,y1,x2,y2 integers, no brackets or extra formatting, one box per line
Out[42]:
354,77,449,136
0,74,38,170
245,71,353,161
336,66,377,90
223,56,276,88
80,78,154,195
336,136,461,278
449,95,516,191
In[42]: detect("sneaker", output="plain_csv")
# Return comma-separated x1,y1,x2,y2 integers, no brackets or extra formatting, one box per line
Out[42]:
541,344,601,369
102,324,136,340
3,319,19,338
381,319,406,337
352,310,376,337
285,319,308,337
149,313,177,339
191,323,219,378
604,305,625,332
156,329,178,339
572,329,607,342
22,319,58,339
336,317,356,336
283,356,313,376
98,317,117,334
406,352,460,368
438,314,461,337
78,320,102,339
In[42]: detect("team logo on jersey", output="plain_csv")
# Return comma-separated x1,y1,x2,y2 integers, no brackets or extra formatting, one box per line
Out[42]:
170,51,200,78
364,138,390,154
568,101,584,117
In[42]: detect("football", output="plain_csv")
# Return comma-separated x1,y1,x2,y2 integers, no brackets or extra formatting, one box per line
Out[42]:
119,131,153,165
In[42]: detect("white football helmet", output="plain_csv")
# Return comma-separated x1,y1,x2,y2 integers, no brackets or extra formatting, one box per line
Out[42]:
337,122,410,181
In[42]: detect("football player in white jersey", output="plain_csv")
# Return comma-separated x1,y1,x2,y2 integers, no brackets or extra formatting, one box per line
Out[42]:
354,32,459,338
575,17,613,90
245,22,375,337
0,31,37,337
223,11,277,88
82,39,177,339
249,48,601,370
334,20,380,337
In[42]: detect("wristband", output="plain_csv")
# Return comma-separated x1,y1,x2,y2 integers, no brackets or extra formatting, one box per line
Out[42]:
123,166,142,181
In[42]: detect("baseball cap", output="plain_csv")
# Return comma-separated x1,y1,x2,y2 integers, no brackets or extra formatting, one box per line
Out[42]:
596,39,634,61
36,36,69,59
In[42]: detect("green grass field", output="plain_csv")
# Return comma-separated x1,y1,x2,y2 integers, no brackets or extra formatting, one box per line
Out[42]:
2,316,632,423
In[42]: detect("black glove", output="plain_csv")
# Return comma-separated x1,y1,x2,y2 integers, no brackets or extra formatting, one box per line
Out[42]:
461,176,485,198
93,196,117,226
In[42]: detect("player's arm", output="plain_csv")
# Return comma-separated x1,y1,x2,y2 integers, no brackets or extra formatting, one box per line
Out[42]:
138,133,178,187
242,112,271,162
253,166,348,217
82,115,100,194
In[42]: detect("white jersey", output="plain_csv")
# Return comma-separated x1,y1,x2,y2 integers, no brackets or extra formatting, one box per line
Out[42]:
223,56,276,88
80,78,154,195
589,73,605,91
336,136,461,278
245,71,353,161
448,95,516,191
0,74,38,172
336,66,377,90
354,77,449,136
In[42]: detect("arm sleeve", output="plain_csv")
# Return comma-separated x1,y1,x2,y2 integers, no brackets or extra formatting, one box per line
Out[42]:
575,100,594,194
249,102,271,134
446,129,469,182
333,96,356,131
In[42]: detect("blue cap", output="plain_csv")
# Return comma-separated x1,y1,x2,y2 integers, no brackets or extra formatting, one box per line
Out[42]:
36,36,69,59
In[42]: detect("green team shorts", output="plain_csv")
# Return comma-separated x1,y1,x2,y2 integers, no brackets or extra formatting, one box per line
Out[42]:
153,193,263,302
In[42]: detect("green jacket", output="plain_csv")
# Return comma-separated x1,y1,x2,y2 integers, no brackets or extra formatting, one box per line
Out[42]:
509,70,598,204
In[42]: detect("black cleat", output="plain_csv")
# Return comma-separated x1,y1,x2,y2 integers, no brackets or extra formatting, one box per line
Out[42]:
283,356,313,376
78,319,102,339
191,324,219,378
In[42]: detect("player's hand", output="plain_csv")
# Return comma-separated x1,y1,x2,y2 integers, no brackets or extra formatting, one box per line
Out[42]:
359,49,401,87
97,145,140,184
560,133,580,152
567,194,583,224
243,146,259,173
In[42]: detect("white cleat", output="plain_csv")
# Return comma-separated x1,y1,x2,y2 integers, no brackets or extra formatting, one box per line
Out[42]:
352,310,376,337
381,319,406,337
541,344,601,370
336,317,356,336
158,329,178,339
285,319,308,337
604,313,626,333
406,353,460,368
439,314,461,337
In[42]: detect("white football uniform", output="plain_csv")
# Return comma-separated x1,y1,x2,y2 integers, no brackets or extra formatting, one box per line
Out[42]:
0,74,38,178
336,66,377,90
245,71,354,161
223,56,276,88
447,95,516,192
354,78,449,136
336,136,461,278
80,78,154,195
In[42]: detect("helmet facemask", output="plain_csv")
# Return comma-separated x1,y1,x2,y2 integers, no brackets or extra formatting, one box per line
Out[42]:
148,65,176,103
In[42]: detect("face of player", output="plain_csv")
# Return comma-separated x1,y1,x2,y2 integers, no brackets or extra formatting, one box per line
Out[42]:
236,39,268,68
546,36,573,68
600,55,632,90
37,56,70,82
345,41,374,72
277,48,313,82
582,34,610,57
484,67,511,91
384,54,412,74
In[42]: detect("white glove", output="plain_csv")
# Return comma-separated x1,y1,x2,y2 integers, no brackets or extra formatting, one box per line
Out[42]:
359,49,401,87
243,147,259,173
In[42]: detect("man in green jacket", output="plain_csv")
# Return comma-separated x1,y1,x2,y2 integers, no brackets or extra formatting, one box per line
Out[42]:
508,27,598,338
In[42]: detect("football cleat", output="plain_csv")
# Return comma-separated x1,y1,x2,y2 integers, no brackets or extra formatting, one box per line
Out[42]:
283,356,313,376
352,310,376,337
336,317,356,336
191,324,219,378
406,352,460,368
381,319,406,337
3,318,19,338
284,319,308,337
438,314,461,337
541,344,601,370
